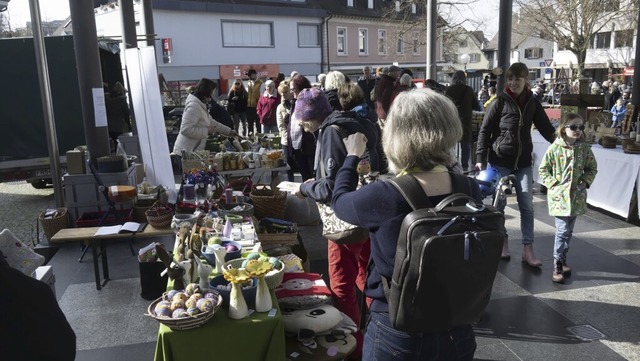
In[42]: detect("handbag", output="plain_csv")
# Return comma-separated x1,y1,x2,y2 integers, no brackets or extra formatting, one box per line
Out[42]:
316,201,369,244
315,125,370,245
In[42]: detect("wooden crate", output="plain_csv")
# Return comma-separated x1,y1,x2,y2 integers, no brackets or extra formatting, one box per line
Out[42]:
63,166,138,226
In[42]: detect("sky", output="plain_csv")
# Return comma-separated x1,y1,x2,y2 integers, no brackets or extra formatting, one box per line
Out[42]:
3,0,501,36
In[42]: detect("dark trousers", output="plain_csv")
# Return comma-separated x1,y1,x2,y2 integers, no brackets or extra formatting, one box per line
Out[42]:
246,107,260,135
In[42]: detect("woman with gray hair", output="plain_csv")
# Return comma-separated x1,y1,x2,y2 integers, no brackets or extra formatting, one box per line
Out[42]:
324,70,346,111
331,89,482,360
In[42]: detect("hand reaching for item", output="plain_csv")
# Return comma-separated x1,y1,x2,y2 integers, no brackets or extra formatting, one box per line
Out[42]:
344,132,367,158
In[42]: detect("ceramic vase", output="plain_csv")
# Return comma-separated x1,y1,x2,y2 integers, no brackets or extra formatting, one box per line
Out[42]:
255,276,272,312
212,245,227,274
228,282,249,320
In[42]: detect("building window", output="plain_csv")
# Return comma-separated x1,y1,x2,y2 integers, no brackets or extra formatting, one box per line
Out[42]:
397,35,404,54
222,21,273,47
413,32,420,55
469,53,480,63
395,1,400,12
347,0,354,7
595,32,611,49
359,28,368,55
412,3,416,14
337,27,347,55
298,24,320,47
616,29,634,48
378,29,387,55
524,47,543,59
368,0,374,9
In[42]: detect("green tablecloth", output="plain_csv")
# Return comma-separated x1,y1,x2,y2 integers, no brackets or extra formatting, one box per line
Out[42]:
154,288,284,361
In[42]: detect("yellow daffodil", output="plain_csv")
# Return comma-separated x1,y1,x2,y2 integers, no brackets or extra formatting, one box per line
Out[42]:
223,268,251,284
245,260,273,278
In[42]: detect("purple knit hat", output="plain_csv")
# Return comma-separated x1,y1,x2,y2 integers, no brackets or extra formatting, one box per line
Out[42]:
293,88,333,121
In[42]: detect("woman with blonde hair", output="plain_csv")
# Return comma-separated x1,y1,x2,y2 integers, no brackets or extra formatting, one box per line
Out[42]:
324,70,346,111
332,89,481,360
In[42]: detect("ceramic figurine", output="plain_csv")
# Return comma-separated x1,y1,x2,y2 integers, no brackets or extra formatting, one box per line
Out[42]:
212,245,227,274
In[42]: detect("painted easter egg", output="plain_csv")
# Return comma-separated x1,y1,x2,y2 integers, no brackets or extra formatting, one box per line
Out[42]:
197,298,214,313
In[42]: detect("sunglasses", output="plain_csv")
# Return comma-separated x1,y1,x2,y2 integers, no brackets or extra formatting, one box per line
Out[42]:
234,83,241,85
565,125,585,131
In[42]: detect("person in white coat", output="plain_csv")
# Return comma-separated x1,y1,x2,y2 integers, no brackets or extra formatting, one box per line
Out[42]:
173,78,236,153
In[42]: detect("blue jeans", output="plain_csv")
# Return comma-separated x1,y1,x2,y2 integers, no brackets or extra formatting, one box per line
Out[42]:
554,216,576,261
490,165,535,245
363,312,476,361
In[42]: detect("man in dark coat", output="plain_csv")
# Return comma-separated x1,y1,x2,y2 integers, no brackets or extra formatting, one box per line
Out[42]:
445,70,481,171
357,66,376,110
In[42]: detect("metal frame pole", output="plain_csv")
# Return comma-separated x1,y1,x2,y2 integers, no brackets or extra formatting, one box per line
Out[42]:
28,0,63,207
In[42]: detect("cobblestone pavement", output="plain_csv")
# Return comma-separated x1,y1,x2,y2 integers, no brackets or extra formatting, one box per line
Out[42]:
0,181,57,245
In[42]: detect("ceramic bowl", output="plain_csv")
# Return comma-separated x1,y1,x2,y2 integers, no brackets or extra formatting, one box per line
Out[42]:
208,275,257,308
201,240,242,267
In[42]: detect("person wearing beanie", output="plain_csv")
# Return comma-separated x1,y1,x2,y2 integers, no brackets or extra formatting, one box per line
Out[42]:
292,87,379,360
289,75,317,181
256,79,280,133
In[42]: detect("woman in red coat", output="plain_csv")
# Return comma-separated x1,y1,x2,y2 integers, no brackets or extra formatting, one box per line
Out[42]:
256,80,280,134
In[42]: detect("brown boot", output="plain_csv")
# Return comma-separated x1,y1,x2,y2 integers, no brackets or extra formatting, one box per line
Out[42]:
552,260,565,283
522,244,542,267
501,236,511,260
561,259,571,277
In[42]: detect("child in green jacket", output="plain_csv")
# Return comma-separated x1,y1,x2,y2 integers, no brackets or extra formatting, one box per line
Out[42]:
538,113,598,283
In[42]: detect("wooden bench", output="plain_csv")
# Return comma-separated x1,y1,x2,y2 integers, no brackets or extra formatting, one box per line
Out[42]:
51,226,175,290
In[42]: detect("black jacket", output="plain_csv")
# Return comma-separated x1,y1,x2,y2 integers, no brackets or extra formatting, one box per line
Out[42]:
476,90,555,170
300,110,378,204
228,89,248,113
209,101,235,130
357,76,376,108
445,84,481,143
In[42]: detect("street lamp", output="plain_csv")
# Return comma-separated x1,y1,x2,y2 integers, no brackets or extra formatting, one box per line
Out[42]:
461,53,471,72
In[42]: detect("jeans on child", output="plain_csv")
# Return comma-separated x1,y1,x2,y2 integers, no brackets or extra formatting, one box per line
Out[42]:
363,311,476,361
554,216,577,261
489,165,535,245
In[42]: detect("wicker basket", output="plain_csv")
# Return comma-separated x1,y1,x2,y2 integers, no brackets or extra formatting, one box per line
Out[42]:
145,202,174,228
249,185,287,220
257,232,299,247
133,199,156,223
146,290,222,331
223,258,285,289
39,208,69,241
216,203,254,219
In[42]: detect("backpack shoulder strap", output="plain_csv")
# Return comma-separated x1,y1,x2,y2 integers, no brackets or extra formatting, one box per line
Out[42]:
388,174,434,210
450,172,475,196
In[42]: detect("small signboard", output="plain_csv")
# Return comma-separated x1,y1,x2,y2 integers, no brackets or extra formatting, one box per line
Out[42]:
545,68,553,74
545,59,553,67
539,61,546,67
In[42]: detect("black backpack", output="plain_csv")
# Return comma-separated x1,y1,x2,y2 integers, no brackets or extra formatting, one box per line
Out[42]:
385,173,504,333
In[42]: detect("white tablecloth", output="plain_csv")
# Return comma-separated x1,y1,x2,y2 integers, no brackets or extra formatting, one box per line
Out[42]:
532,132,640,219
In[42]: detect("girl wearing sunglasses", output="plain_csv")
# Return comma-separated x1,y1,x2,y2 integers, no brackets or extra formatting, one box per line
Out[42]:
538,113,598,283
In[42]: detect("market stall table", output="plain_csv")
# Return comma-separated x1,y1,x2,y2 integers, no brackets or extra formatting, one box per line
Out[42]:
532,131,640,220
154,284,285,361
217,166,289,189
50,225,175,290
